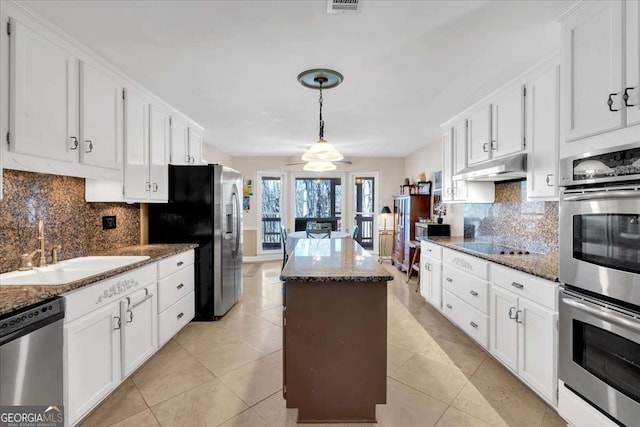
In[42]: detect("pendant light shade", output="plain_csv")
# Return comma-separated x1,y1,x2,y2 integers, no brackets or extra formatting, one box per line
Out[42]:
301,138,344,162
303,161,337,172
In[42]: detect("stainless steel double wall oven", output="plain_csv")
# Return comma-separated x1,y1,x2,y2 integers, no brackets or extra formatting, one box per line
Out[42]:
559,142,640,427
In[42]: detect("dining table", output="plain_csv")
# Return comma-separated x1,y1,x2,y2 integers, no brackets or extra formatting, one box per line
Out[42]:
286,231,350,255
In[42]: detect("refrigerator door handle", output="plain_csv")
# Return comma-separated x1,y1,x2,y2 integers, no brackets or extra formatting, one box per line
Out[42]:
231,189,241,258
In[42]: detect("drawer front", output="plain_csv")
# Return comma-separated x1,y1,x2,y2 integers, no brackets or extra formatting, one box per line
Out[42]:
157,250,194,279
443,265,489,314
158,265,195,313
442,289,489,349
64,264,157,323
158,291,194,345
421,241,443,260
490,263,558,310
443,248,489,280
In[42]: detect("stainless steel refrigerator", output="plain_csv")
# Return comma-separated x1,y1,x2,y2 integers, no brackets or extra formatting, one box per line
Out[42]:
148,164,243,320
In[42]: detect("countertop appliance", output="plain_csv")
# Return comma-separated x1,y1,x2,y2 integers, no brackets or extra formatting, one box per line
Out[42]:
148,164,243,320
559,142,640,426
0,298,64,406
414,222,450,240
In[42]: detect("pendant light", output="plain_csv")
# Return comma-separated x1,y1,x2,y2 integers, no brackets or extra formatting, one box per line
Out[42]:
297,69,344,170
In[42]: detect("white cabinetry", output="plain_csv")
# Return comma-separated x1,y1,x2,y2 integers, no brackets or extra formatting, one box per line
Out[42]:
467,105,492,165
6,15,123,180
157,251,195,345
526,62,560,200
420,241,443,310
63,264,157,426
170,117,203,165
560,0,639,157
489,263,558,405
491,85,525,159
123,87,169,202
441,249,490,348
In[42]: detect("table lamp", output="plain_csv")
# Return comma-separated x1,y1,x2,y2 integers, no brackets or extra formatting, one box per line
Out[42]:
380,206,391,230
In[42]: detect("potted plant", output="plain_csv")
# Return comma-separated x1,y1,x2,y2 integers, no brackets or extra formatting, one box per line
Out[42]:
434,203,446,224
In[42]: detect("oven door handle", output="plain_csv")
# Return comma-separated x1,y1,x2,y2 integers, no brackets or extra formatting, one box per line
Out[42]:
563,297,640,333
562,189,639,201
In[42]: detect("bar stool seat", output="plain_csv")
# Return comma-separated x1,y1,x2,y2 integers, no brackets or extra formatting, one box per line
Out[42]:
406,240,421,291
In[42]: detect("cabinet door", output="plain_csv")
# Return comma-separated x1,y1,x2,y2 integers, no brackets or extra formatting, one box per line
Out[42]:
562,0,624,141
188,128,202,165
489,285,518,372
149,103,170,201
79,60,122,170
517,298,557,403
527,66,560,199
9,18,78,162
467,104,492,165
121,284,158,377
65,302,121,426
427,259,442,310
626,0,640,127
452,120,468,200
441,127,454,202
123,87,149,200
491,85,525,158
169,117,189,165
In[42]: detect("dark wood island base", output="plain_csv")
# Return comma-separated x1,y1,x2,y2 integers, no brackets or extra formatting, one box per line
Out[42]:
281,239,393,423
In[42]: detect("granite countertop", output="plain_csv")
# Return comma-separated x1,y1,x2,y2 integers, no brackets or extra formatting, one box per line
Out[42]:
281,238,394,283
422,236,559,282
0,244,197,316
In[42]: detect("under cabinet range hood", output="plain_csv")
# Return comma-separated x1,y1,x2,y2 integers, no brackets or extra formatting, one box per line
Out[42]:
453,153,527,181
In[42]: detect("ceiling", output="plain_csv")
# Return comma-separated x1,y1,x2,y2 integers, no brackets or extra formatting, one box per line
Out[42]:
20,0,570,158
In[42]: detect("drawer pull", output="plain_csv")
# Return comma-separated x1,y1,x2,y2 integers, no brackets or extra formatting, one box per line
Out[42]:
177,261,184,267
515,310,523,324
126,309,134,323
446,304,453,309
508,307,517,319
177,312,184,320
470,290,478,297
511,282,524,290
114,316,121,330
470,321,478,329
427,248,432,252
177,283,184,290
446,277,453,282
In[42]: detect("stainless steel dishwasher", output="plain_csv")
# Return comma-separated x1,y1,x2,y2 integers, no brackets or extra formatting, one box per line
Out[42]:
0,297,64,406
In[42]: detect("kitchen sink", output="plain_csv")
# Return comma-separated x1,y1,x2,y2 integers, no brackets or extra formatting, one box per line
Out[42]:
0,256,150,286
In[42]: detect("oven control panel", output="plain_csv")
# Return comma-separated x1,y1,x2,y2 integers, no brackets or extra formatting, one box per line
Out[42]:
560,142,640,186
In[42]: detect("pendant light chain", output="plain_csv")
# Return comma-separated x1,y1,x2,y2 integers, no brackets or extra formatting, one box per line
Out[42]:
318,81,324,140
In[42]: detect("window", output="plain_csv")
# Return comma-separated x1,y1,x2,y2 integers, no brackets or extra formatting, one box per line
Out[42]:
260,174,283,251
294,177,342,231
353,176,375,249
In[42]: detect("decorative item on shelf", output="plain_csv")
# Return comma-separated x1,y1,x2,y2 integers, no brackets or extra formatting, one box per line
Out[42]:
416,181,432,195
403,178,410,185
418,172,426,182
434,170,442,191
434,202,447,224
380,206,392,230
243,179,253,211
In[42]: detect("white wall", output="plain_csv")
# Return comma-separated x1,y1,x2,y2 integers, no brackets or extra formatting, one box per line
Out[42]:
203,143,233,167
403,139,465,237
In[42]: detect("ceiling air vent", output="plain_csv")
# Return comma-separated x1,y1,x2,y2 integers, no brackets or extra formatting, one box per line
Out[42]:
327,0,361,14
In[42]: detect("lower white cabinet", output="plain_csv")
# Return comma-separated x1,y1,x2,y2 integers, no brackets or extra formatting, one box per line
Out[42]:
489,264,558,405
156,252,196,345
420,241,442,310
121,284,158,377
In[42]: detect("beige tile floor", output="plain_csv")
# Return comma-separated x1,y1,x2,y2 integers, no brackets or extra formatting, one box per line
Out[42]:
80,261,567,427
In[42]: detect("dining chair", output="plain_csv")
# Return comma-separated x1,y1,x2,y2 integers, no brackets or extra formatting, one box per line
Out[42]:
306,228,331,238
352,224,359,239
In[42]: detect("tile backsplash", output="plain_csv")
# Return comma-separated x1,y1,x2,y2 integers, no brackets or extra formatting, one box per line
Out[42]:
464,181,558,254
0,170,140,273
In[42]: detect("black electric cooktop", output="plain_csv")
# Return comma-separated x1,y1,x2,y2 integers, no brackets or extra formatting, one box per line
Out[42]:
456,242,532,255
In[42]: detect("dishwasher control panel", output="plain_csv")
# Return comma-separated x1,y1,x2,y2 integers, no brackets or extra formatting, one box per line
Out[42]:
0,298,64,343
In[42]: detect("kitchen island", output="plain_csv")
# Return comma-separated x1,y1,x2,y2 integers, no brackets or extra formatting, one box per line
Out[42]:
280,238,393,423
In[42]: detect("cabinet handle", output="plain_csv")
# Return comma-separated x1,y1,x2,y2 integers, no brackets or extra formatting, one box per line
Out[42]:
85,140,94,153
114,316,121,330
623,87,637,107
177,312,184,320
511,282,524,290
515,310,523,324
470,321,478,329
545,174,553,186
508,307,516,319
126,309,134,323
426,248,432,252
185,154,191,163
482,142,489,152
177,283,184,290
70,136,79,150
446,304,453,309
607,92,620,112
145,182,151,191
177,261,184,267
491,140,497,151
152,183,158,192
446,277,453,282
470,290,478,297
190,156,195,164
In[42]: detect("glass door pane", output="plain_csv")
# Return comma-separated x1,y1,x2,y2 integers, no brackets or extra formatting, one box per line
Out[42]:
261,176,282,251
354,176,375,249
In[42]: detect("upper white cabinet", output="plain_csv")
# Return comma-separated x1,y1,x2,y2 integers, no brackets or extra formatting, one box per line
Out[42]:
170,118,203,165
9,17,79,164
526,63,560,200
560,0,639,157
491,85,525,159
467,105,492,165
149,104,170,201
